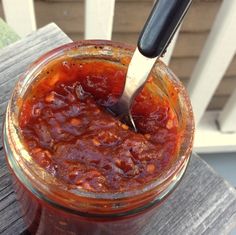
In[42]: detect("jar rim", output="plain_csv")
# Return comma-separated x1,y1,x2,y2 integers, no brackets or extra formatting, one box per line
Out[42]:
4,40,194,215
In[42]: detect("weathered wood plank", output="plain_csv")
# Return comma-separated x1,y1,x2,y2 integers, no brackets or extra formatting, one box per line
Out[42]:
202,96,227,110
180,76,236,95
0,1,222,34
0,148,26,234
162,26,181,65
0,200,25,234
169,57,197,78
173,32,207,57
0,0,220,46
177,79,234,110
1,148,236,234
0,154,8,177
0,1,223,59
181,1,221,33
0,22,234,118
143,154,236,235
0,0,229,111
0,24,71,233
114,1,221,33
187,0,236,124
169,55,236,79
0,172,11,192
0,23,236,235
0,23,72,147
35,1,85,34
215,77,236,96
1,217,26,235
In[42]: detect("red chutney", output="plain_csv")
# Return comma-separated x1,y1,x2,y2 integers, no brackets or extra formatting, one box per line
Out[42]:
19,58,181,193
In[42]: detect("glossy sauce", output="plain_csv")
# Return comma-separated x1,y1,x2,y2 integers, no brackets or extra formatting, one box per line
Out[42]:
19,58,181,193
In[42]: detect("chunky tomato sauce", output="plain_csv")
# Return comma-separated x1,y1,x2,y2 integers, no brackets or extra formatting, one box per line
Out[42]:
19,57,181,193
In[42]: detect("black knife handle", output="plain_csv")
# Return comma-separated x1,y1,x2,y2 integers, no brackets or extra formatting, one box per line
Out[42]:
138,0,192,58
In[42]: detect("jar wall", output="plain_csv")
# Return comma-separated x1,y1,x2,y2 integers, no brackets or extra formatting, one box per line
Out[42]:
4,40,194,234
10,168,167,235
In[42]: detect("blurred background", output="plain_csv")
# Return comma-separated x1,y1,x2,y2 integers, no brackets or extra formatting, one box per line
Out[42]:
0,0,235,188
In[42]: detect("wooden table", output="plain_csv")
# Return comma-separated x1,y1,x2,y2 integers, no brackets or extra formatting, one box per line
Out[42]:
1,24,236,235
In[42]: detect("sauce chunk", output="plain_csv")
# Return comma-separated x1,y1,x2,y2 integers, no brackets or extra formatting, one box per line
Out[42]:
19,58,180,192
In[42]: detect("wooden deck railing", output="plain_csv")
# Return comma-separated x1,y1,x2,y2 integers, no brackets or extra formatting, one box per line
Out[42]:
1,0,236,153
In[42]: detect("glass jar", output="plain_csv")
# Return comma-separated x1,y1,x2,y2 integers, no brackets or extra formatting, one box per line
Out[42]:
3,40,194,235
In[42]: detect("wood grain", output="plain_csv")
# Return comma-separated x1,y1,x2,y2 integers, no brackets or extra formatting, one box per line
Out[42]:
0,23,72,145
0,23,236,235
0,0,233,111
0,1,222,34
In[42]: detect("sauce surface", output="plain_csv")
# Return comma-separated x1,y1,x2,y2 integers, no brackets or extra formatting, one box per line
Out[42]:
19,57,181,193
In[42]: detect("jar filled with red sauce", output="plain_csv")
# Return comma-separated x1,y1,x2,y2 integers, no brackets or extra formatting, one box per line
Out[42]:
3,41,194,235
